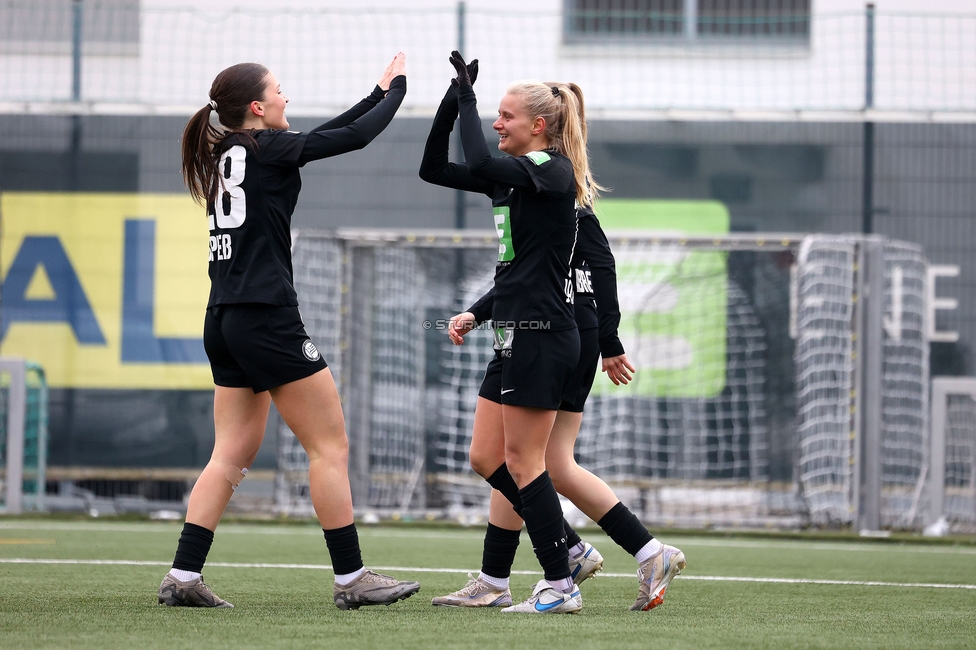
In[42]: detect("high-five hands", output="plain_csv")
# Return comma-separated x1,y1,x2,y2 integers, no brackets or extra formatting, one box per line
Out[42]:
378,52,406,91
449,50,478,87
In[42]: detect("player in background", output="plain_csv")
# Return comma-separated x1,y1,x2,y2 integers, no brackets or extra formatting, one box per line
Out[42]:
438,200,687,612
159,54,420,610
420,51,590,614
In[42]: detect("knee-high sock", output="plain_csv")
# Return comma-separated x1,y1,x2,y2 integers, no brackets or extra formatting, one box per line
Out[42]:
597,502,654,556
518,471,571,582
481,523,521,579
486,463,581,550
323,524,365,575
172,522,214,573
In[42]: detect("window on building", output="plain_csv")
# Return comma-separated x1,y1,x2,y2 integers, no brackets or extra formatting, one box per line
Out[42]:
564,0,811,44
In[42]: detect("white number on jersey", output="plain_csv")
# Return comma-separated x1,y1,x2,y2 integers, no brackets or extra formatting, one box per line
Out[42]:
208,145,247,230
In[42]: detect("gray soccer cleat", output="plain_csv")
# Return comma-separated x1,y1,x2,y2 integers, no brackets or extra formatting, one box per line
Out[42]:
333,569,421,610
431,573,513,608
158,573,233,608
500,579,582,614
630,544,686,611
569,541,604,585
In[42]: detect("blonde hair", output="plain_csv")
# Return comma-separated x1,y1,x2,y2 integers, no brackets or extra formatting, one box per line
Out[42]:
505,81,606,206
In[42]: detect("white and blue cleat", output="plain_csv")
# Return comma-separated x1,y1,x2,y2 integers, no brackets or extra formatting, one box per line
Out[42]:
501,579,582,614
569,541,604,584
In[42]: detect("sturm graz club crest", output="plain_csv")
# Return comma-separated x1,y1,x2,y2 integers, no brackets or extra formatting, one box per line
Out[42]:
302,339,320,361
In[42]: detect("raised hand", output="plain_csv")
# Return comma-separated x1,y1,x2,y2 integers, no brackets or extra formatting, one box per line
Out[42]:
378,51,406,91
449,50,472,86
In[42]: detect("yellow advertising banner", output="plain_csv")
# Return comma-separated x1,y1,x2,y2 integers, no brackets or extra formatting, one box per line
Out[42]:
0,193,214,389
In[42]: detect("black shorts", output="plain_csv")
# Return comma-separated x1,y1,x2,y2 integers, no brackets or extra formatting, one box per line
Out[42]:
478,327,580,410
204,304,328,393
558,326,600,413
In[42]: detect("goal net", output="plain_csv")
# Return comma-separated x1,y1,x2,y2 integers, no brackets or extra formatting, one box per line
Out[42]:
929,378,976,533
276,230,930,530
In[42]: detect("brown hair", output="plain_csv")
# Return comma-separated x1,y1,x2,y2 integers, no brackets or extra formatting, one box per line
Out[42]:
505,81,606,206
181,62,270,205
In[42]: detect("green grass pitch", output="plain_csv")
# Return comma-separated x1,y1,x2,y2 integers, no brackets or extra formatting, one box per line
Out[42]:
1,519,974,649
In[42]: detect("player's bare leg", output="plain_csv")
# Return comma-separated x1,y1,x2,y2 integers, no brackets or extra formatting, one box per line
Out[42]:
545,411,618,519
501,405,557,488
270,369,352,529
468,397,507,478
186,387,270,529
159,386,269,608
271,368,420,609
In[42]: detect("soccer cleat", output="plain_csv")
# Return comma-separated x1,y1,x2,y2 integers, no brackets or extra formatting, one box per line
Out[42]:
431,573,513,608
569,542,604,585
333,569,421,610
630,544,686,611
500,579,582,614
157,573,233,608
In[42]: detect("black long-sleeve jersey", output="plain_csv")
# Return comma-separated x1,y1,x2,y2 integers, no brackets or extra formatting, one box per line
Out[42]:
207,76,406,307
468,204,625,358
419,82,577,332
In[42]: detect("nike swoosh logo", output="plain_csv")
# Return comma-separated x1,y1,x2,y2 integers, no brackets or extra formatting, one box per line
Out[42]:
535,598,564,612
501,389,515,394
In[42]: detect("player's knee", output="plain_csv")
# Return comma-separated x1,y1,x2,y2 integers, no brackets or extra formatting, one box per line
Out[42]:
469,453,494,478
502,454,540,487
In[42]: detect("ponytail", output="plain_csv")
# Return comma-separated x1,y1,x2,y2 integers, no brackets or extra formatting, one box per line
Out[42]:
181,105,222,205
181,62,270,206
506,81,606,207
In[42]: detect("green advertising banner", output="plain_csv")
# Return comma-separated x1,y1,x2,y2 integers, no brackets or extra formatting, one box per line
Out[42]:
591,199,730,398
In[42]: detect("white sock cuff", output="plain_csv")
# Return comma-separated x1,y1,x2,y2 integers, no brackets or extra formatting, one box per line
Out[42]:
478,572,510,590
334,567,366,586
169,568,201,582
635,538,664,564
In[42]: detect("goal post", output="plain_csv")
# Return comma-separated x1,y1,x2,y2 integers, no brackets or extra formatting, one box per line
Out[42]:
0,358,48,514
276,229,932,530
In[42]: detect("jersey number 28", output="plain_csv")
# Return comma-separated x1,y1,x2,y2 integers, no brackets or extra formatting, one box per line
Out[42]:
208,145,247,230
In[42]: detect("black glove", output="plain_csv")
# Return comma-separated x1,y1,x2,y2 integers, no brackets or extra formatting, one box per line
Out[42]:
449,50,477,87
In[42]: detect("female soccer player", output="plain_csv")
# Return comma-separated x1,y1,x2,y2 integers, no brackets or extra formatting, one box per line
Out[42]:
157,54,420,610
436,201,687,612
420,52,593,614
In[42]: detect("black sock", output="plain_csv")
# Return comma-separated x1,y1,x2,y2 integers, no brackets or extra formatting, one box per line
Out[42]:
487,463,580,549
518,471,571,582
481,523,521,579
172,522,214,573
597,502,653,556
323,524,365,575
563,519,582,550
486,463,524,516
